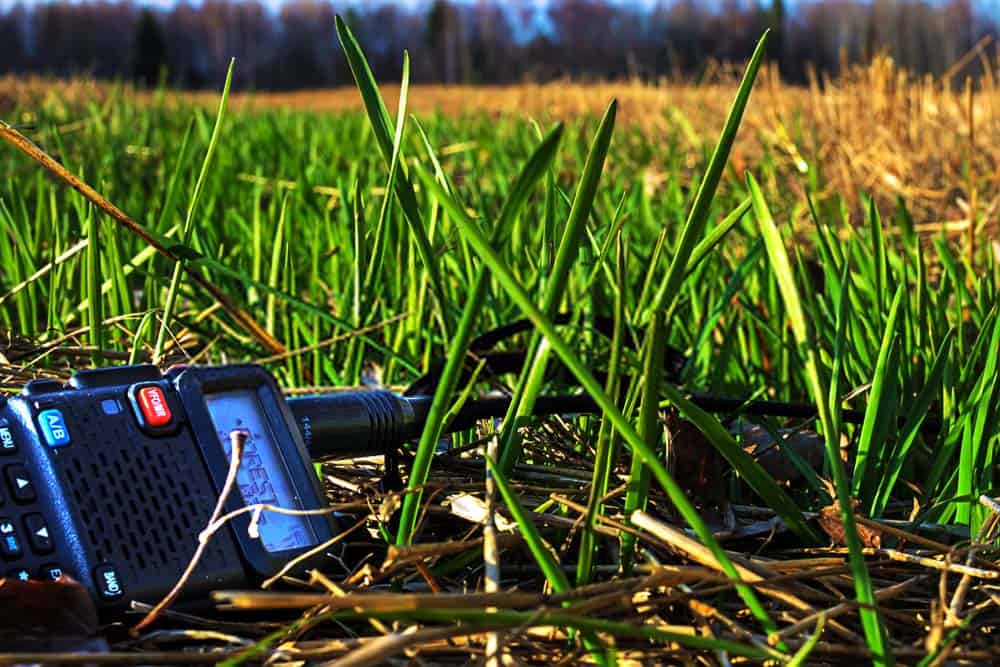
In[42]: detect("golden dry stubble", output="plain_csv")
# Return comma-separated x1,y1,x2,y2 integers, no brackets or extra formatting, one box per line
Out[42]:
4,57,999,233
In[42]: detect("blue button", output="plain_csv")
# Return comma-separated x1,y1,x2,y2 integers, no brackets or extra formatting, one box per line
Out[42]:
38,409,70,447
0,519,22,558
0,420,15,454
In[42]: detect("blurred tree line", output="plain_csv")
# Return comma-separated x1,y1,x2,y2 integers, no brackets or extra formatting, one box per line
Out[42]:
0,0,991,89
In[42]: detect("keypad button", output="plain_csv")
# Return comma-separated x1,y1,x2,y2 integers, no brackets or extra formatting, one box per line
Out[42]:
136,386,172,428
4,465,36,503
0,518,23,559
0,420,16,455
23,514,53,554
6,567,31,582
38,409,70,447
93,564,124,600
39,564,64,581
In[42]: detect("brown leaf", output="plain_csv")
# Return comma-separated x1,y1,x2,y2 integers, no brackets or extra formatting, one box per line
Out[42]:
0,575,106,651
665,411,726,505
735,423,825,483
818,502,882,548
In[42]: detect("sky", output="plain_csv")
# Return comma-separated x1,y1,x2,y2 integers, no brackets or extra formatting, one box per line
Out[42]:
2,0,737,10
4,0,997,15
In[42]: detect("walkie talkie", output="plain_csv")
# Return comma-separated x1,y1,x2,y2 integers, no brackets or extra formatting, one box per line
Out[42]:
0,364,345,617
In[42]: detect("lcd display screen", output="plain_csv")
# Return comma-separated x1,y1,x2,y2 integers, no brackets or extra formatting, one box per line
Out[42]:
205,390,316,553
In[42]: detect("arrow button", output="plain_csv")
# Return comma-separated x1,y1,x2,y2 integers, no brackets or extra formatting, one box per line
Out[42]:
4,465,36,503
23,514,52,554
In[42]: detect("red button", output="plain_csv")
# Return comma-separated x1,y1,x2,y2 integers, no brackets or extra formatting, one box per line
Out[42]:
137,386,172,427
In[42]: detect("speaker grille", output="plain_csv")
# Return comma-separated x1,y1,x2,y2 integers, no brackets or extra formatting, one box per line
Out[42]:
56,398,230,577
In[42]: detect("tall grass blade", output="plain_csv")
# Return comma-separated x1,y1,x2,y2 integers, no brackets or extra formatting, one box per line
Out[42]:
871,334,953,516
436,172,781,638
620,310,667,573
853,285,904,503
483,455,609,665
749,172,892,665
496,99,617,475
577,233,626,586
85,205,103,365
395,124,565,546
152,59,235,364
644,32,768,319
660,384,819,542
336,16,453,337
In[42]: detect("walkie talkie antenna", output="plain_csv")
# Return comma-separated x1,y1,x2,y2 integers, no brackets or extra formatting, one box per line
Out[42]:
289,312,942,465
287,388,942,462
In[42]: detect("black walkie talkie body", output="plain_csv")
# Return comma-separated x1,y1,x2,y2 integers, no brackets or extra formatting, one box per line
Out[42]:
0,363,336,617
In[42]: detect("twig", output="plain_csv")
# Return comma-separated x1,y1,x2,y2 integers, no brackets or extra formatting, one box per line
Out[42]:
946,497,1000,625
0,239,88,307
254,312,410,364
383,533,523,568
880,548,1000,579
769,575,927,643
630,510,861,642
316,622,518,667
853,514,959,554
484,434,503,667
308,569,393,638
261,513,370,589
0,121,284,355
212,590,545,612
133,430,246,633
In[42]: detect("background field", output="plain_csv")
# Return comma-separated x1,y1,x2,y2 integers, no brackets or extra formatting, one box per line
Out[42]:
2,39,1000,662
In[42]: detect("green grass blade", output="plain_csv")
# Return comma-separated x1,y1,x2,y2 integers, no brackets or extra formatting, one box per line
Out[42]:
483,455,609,665
685,197,751,276
659,384,819,543
152,59,234,364
871,334,953,516
644,32,768,320
577,233,626,586
828,258,852,490
128,310,157,365
748,172,892,666
621,309,667,573
152,117,195,234
265,194,289,334
85,205,103,365
335,16,453,338
395,124,565,546
852,284,905,501
868,197,889,313
496,99,617,475
434,172,780,639
786,615,826,667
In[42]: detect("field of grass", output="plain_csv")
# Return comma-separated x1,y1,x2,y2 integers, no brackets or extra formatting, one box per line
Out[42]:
2,25,1000,664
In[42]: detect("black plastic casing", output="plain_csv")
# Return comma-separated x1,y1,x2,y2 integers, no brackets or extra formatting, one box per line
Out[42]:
0,363,335,617
287,390,419,460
